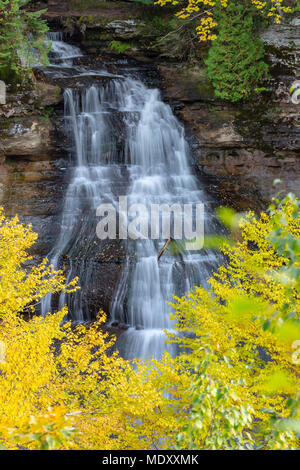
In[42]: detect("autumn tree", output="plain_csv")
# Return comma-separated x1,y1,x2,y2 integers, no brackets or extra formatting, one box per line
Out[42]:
0,198,299,449
169,193,300,449
155,0,292,41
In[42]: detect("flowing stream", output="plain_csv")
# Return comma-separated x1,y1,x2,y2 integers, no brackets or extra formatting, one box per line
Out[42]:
42,33,222,360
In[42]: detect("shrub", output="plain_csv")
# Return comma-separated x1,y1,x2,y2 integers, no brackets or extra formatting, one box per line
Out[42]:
205,2,269,102
171,194,300,449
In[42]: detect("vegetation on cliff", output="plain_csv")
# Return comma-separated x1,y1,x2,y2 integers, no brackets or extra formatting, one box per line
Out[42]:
154,0,295,101
0,0,299,452
0,0,49,88
205,2,269,101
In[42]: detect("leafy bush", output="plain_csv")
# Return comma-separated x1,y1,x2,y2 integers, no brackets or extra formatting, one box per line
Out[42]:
205,2,269,102
109,41,132,53
171,193,300,449
140,13,202,61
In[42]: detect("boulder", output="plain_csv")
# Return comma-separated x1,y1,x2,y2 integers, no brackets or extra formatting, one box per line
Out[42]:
102,20,144,40
32,81,62,107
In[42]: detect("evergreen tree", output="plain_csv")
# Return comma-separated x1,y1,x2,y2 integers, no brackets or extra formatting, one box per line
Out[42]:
205,1,269,102
0,0,49,87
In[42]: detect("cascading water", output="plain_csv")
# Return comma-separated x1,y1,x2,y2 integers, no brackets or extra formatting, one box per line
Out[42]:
42,35,222,359
109,82,221,360
47,32,83,67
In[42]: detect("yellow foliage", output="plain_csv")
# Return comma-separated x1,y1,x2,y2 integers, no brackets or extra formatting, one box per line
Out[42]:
166,198,300,449
0,209,78,320
0,201,299,450
155,0,291,41
0,208,183,449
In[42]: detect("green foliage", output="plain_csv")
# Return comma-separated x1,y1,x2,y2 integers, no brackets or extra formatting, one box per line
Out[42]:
290,0,300,12
177,365,254,450
70,0,123,10
171,193,300,449
109,41,132,53
0,0,49,88
205,1,269,102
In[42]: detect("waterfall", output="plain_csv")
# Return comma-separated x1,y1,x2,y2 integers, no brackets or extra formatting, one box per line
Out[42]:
47,32,83,67
109,81,221,360
42,36,222,360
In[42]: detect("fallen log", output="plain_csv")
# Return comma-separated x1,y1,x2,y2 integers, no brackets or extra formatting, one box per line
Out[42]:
157,237,172,261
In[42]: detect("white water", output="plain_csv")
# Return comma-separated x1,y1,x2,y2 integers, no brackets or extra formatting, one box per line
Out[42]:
109,81,221,359
45,32,117,80
42,36,222,360
47,32,83,67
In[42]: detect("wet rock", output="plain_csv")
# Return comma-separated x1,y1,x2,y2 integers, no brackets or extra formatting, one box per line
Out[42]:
0,81,6,105
0,157,66,258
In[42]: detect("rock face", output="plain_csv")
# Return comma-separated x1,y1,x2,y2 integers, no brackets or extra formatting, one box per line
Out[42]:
0,80,64,280
261,16,300,77
0,82,62,160
33,81,63,107
0,117,56,160
0,81,62,119
158,13,300,208
58,5,298,208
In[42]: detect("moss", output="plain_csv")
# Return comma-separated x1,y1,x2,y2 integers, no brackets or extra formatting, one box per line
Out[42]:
109,41,132,53
196,81,215,100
